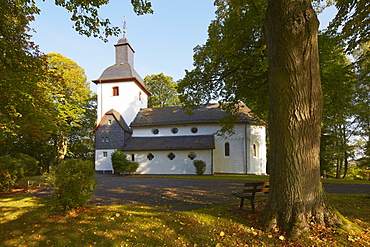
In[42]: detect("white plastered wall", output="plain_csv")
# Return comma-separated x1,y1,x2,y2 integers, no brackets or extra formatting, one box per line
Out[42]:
246,125,267,175
125,150,213,175
95,149,115,171
97,81,148,124
212,124,247,174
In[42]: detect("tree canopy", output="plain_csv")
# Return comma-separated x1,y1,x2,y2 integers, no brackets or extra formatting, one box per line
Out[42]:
144,73,180,108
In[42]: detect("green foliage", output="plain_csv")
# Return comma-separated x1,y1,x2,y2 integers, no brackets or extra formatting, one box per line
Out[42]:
193,160,206,176
178,0,269,121
13,153,39,176
328,0,370,51
53,159,96,211
144,73,180,108
111,151,139,175
0,156,24,192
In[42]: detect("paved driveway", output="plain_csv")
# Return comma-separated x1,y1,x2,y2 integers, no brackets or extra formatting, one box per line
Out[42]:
89,174,370,211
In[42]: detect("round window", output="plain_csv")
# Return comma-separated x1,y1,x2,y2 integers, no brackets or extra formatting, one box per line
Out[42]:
191,127,198,133
152,129,159,135
171,127,178,134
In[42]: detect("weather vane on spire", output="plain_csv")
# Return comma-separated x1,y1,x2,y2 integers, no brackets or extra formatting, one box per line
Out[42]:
122,15,127,37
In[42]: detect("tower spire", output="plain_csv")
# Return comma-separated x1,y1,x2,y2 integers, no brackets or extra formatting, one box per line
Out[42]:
122,15,127,38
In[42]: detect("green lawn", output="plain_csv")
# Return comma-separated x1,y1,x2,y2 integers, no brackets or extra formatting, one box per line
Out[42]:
0,192,369,246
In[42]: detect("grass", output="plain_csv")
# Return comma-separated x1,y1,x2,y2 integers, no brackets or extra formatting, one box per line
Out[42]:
0,192,369,246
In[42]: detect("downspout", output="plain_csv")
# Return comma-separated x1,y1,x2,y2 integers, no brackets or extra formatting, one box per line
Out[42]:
245,124,248,174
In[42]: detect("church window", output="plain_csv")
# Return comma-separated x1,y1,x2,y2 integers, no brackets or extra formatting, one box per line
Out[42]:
225,142,230,157
102,137,105,142
171,127,178,134
253,141,260,157
105,137,109,142
188,152,197,160
191,127,198,134
103,152,108,157
113,86,119,96
147,153,154,160
131,154,135,161
152,128,159,135
167,152,175,160
108,120,112,125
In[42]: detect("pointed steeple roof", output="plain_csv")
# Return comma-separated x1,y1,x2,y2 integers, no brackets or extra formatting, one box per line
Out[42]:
92,36,150,96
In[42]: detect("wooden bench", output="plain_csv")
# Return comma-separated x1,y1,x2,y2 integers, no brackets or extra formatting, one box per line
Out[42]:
231,181,269,213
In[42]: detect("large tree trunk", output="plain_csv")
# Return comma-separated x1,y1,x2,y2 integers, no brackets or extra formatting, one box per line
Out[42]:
264,0,358,238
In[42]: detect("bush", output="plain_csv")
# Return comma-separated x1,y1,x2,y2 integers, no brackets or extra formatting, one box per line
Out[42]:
111,150,139,175
14,153,40,176
53,159,96,211
0,155,25,192
193,160,207,176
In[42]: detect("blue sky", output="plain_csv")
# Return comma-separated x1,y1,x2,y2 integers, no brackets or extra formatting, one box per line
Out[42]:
30,1,336,92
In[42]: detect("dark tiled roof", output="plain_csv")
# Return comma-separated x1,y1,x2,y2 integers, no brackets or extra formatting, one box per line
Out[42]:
95,109,132,133
122,135,215,151
131,103,262,127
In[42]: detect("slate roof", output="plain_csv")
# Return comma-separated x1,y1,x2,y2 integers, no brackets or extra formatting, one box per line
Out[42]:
131,103,263,127
95,109,132,133
92,37,150,95
122,135,215,151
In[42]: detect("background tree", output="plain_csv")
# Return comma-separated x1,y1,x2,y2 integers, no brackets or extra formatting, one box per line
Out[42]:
178,0,268,120
144,73,180,108
319,32,358,179
43,53,93,164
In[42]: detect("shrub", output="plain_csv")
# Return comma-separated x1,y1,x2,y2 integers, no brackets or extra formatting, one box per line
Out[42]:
14,153,40,176
111,150,139,175
0,155,25,192
53,159,96,211
193,160,207,176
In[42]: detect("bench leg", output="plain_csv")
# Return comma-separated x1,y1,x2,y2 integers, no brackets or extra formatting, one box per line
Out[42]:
250,198,255,214
240,198,245,209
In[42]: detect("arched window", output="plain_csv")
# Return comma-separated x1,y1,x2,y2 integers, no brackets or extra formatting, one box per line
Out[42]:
253,141,260,157
225,142,230,157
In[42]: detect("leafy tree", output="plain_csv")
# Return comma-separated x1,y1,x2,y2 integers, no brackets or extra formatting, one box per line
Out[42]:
0,0,47,153
178,0,269,120
43,53,93,164
144,73,180,108
179,0,367,238
319,32,357,179
66,94,97,161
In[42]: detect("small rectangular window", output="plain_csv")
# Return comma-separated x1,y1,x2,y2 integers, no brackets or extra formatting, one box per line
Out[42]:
108,120,112,125
102,137,105,142
113,86,119,96
103,152,108,157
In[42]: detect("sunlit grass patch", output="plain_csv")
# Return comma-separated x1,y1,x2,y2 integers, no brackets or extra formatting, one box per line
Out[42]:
0,193,369,246
0,194,45,224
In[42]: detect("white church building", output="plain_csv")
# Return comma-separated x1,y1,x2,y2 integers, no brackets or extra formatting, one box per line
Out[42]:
93,36,267,175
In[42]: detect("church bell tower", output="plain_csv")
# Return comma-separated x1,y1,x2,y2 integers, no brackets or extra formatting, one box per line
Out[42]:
93,35,150,125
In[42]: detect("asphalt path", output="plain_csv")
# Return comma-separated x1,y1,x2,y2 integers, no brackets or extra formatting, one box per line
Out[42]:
85,174,370,212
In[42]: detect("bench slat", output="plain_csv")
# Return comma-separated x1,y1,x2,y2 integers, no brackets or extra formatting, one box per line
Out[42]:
231,181,269,213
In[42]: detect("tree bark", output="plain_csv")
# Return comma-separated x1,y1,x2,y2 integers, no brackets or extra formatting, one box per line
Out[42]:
264,0,357,238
